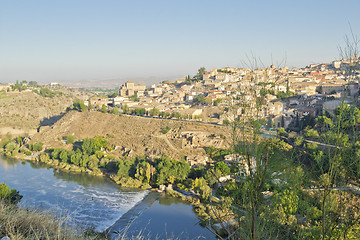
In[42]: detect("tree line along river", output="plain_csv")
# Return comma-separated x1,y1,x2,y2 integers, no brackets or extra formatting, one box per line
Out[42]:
0,155,215,239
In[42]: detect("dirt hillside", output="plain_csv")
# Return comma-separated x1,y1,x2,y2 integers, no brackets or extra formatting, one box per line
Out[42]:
31,111,232,161
0,88,91,136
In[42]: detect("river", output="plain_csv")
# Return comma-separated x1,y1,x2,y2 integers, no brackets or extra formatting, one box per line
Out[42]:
0,156,215,239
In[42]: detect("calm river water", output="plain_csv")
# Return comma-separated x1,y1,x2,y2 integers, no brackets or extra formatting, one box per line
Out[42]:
0,156,215,239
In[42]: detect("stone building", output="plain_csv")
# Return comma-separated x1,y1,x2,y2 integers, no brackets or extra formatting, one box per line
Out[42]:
119,81,146,97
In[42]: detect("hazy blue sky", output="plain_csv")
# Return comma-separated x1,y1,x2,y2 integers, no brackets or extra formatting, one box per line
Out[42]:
1,0,360,85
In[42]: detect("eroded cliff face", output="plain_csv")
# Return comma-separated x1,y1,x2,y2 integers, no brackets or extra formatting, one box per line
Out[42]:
31,111,232,162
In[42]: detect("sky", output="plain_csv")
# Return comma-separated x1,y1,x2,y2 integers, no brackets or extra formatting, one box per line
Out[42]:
1,0,360,86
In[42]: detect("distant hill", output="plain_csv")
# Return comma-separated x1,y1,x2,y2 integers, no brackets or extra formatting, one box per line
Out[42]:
53,75,183,88
0,86,92,136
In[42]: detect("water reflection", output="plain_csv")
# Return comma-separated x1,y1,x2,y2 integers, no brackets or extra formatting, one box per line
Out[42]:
0,156,21,169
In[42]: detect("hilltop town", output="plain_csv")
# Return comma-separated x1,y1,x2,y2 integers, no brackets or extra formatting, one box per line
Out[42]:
87,57,359,132
1,57,359,164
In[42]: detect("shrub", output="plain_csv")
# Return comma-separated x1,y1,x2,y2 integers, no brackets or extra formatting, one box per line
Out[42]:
66,135,76,144
39,153,50,163
29,142,43,152
304,127,319,139
72,99,86,112
0,183,22,204
277,127,289,138
161,126,171,134
223,119,230,125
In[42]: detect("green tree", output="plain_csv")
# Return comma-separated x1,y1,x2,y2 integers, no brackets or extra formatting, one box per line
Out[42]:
0,183,22,204
304,127,320,139
111,107,119,114
173,112,181,119
107,92,118,98
5,142,18,154
161,126,171,134
93,136,107,151
11,80,27,92
117,160,133,178
316,115,334,130
133,108,146,115
39,153,50,162
87,155,99,169
215,161,231,176
214,98,223,106
135,161,151,183
149,108,160,117
223,119,230,125
185,75,192,83
193,177,211,201
195,67,206,81
129,94,139,102
70,152,82,166
155,157,190,185
29,142,43,151
59,149,69,163
72,99,86,112
193,94,205,105
28,81,38,87
335,104,360,131
66,135,76,144
277,127,288,138
39,87,55,98
101,104,107,113
122,104,129,114
260,88,268,97
82,138,94,155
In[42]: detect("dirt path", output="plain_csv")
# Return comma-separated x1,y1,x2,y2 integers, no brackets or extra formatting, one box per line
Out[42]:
154,135,178,152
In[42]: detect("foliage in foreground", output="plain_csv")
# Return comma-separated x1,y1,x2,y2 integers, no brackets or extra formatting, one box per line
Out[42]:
0,199,103,240
0,183,22,205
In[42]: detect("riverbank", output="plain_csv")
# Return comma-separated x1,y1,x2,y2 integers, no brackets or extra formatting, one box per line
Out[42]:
0,153,218,239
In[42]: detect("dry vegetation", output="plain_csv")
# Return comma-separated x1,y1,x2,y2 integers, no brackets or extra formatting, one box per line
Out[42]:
31,111,232,160
0,201,101,240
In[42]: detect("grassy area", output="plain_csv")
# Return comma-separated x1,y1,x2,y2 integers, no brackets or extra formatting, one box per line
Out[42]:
0,201,103,240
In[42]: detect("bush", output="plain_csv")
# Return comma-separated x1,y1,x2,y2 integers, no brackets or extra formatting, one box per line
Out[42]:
38,87,55,98
5,142,18,154
66,135,76,145
39,153,50,163
304,128,319,139
29,142,43,152
161,126,171,134
149,108,160,117
0,183,22,204
72,99,86,112
223,119,230,125
111,107,119,114
277,127,289,138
